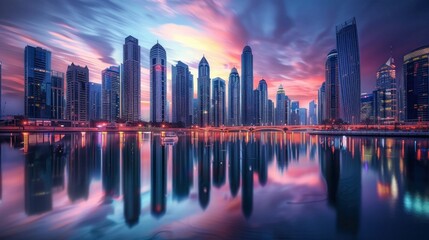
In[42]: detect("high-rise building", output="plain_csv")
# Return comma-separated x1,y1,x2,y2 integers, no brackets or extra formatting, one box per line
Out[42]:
66,63,89,123
212,77,226,127
197,56,211,127
403,45,429,122
374,57,397,123
290,101,300,125
258,79,268,125
325,49,339,120
123,36,141,122
318,82,326,124
299,108,307,125
89,82,101,121
285,95,291,125
102,66,120,122
150,42,167,123
172,61,193,127
254,89,260,125
308,100,317,125
361,93,374,122
0,62,2,118
267,99,274,125
336,18,361,124
275,85,286,125
241,46,254,125
24,46,52,119
228,67,240,126
50,71,65,120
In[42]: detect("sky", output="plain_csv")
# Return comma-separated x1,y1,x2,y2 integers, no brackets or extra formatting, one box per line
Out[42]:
0,0,428,121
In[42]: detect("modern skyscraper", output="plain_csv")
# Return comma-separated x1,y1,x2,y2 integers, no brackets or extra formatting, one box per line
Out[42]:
197,56,211,127
373,57,398,123
150,42,167,123
66,63,89,123
360,93,374,122
336,18,361,124
241,46,254,125
403,45,429,122
212,77,226,127
325,49,339,120
228,67,240,126
308,100,317,125
254,89,260,125
299,108,307,125
50,71,65,120
0,62,2,118
24,46,52,119
275,85,286,125
258,79,268,125
267,99,274,125
290,101,300,125
172,61,193,127
318,82,326,124
102,66,120,122
89,82,101,121
123,36,141,122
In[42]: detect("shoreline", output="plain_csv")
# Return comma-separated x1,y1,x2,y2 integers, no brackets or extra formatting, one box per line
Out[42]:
309,130,429,138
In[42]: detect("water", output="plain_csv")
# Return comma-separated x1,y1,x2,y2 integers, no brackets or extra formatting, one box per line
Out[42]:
0,132,428,239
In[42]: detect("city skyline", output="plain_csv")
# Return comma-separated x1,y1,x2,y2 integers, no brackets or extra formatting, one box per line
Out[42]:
1,0,428,121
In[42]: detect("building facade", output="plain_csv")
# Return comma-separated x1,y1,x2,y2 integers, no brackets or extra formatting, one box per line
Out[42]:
254,89,260,125
50,71,65,120
102,66,120,122
150,42,167,123
123,36,141,122
228,67,240,126
374,57,397,123
275,85,286,125
212,77,226,127
318,82,326,124
267,99,274,125
361,92,374,123
290,101,300,125
241,46,254,125
336,18,361,124
66,63,89,123
89,82,101,121
172,61,193,126
299,108,307,125
325,49,339,120
258,79,268,125
308,100,317,125
197,56,211,127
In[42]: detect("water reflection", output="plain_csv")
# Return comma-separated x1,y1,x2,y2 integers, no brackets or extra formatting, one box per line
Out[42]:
0,132,428,238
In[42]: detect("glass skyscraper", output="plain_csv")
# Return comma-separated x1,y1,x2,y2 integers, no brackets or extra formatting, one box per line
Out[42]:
318,82,326,123
212,77,226,127
308,100,317,125
66,63,89,123
50,71,65,120
267,99,274,126
89,82,101,121
336,18,361,124
102,66,120,122
24,46,52,119
275,85,286,125
123,36,141,122
374,57,397,123
241,46,254,125
197,56,211,127
172,61,193,127
290,101,300,125
150,42,167,123
403,45,429,122
258,79,268,125
325,49,339,120
228,67,240,126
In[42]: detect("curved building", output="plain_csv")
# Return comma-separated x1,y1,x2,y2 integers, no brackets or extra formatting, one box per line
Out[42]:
197,56,211,127
325,49,339,120
403,45,429,122
150,42,167,123
241,46,254,125
228,67,240,126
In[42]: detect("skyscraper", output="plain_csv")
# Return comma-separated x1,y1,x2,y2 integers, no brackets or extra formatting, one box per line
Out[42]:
89,82,101,121
0,62,2,118
403,45,429,122
212,77,226,127
374,57,397,123
241,46,254,125
66,63,89,123
275,85,286,125
258,79,268,125
360,93,374,122
254,89,260,125
290,101,300,125
308,100,317,125
228,67,240,126
50,71,65,120
299,108,307,125
318,82,326,124
102,66,120,122
267,99,274,125
24,46,52,119
123,36,141,122
325,49,339,120
197,56,211,127
172,61,193,127
336,18,361,124
150,42,167,123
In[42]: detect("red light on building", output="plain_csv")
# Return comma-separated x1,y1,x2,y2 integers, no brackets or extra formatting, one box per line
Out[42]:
155,64,162,71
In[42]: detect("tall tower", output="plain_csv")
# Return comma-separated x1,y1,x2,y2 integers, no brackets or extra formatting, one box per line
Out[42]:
258,79,268,125
275,85,286,125
123,36,141,122
318,82,326,123
172,61,193,127
50,71,65,120
66,63,89,123
0,62,2,118
374,57,397,123
228,67,240,126
336,18,361,124
241,46,254,125
89,82,101,121
24,46,52,119
325,49,339,120
212,77,226,127
197,56,211,127
150,42,167,123
102,66,120,122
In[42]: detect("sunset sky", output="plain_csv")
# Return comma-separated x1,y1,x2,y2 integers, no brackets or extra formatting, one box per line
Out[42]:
0,0,428,120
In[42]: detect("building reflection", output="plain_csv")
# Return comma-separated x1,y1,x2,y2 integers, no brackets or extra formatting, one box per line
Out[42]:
172,135,193,201
319,138,340,208
67,133,90,202
122,134,141,227
24,134,52,215
198,133,211,210
275,133,289,171
228,133,240,198
212,134,226,188
102,133,120,199
88,133,101,181
257,133,268,186
52,135,66,192
242,133,255,218
151,135,167,217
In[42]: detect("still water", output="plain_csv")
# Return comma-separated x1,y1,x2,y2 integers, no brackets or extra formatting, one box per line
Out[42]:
0,132,428,239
